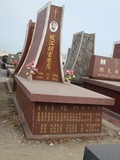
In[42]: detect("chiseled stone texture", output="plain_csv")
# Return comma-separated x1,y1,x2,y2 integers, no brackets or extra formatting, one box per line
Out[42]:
73,33,95,79
63,48,71,71
65,31,83,71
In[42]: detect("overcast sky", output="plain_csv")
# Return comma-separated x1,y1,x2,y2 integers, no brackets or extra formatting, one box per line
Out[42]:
0,0,120,57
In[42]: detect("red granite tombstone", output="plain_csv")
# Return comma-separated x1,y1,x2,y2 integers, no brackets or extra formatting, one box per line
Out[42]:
18,3,63,82
80,77,120,115
14,2,114,140
8,20,35,92
15,20,35,74
14,76,114,140
113,41,120,59
88,55,120,81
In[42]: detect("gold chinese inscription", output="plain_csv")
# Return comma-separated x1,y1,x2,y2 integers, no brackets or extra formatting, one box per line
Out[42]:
34,103,102,135
35,33,59,82
46,34,55,70
96,59,120,79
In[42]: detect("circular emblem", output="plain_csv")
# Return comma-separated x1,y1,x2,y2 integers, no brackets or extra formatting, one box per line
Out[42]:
49,21,58,32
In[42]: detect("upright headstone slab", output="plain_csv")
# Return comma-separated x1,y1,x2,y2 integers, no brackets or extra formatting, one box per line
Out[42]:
18,2,64,82
112,41,120,59
7,54,17,64
64,31,95,79
73,32,95,79
66,31,84,71
14,20,35,73
7,20,35,92
88,55,120,81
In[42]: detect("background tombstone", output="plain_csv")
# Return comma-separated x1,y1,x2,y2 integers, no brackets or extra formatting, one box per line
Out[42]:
14,20,35,73
63,48,71,71
7,20,35,92
64,31,95,80
7,54,16,65
73,32,95,79
88,55,120,81
65,31,84,71
18,2,64,82
112,41,120,59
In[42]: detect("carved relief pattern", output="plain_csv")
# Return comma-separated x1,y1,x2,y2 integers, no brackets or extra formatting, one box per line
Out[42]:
74,33,95,79
66,33,83,70
63,48,71,71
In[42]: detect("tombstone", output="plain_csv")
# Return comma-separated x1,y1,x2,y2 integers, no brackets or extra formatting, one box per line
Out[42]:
65,31,84,71
112,41,120,58
7,54,16,65
64,31,95,80
1,55,8,69
83,143,120,160
63,48,71,71
80,76,120,115
7,20,35,92
18,3,64,82
14,2,114,140
73,32,95,79
88,55,120,81
80,55,120,115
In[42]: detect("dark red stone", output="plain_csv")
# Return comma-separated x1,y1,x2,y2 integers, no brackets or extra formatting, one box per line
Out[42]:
15,20,35,73
113,43,120,59
80,77,120,115
8,68,16,92
7,20,35,92
18,3,63,82
14,3,114,140
14,75,114,139
88,55,120,81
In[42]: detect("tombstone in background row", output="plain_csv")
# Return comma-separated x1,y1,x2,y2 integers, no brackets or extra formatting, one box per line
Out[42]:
7,20,35,92
14,20,35,74
80,54,120,115
88,55,120,81
14,2,114,140
63,48,71,71
65,31,83,72
112,41,120,59
64,31,95,79
74,32,95,79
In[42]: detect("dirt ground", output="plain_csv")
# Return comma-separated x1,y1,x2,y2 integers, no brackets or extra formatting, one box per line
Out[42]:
0,69,120,160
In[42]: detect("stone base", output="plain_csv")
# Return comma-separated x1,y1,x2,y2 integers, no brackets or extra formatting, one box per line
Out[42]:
80,77,120,114
14,75,114,140
13,96,107,140
7,68,17,92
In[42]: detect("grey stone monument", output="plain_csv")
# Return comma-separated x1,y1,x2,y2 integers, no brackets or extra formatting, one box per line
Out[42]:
66,31,84,71
73,32,95,79
64,31,95,79
63,48,71,71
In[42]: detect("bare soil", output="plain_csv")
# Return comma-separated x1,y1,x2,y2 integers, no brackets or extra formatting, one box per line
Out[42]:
0,80,120,160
